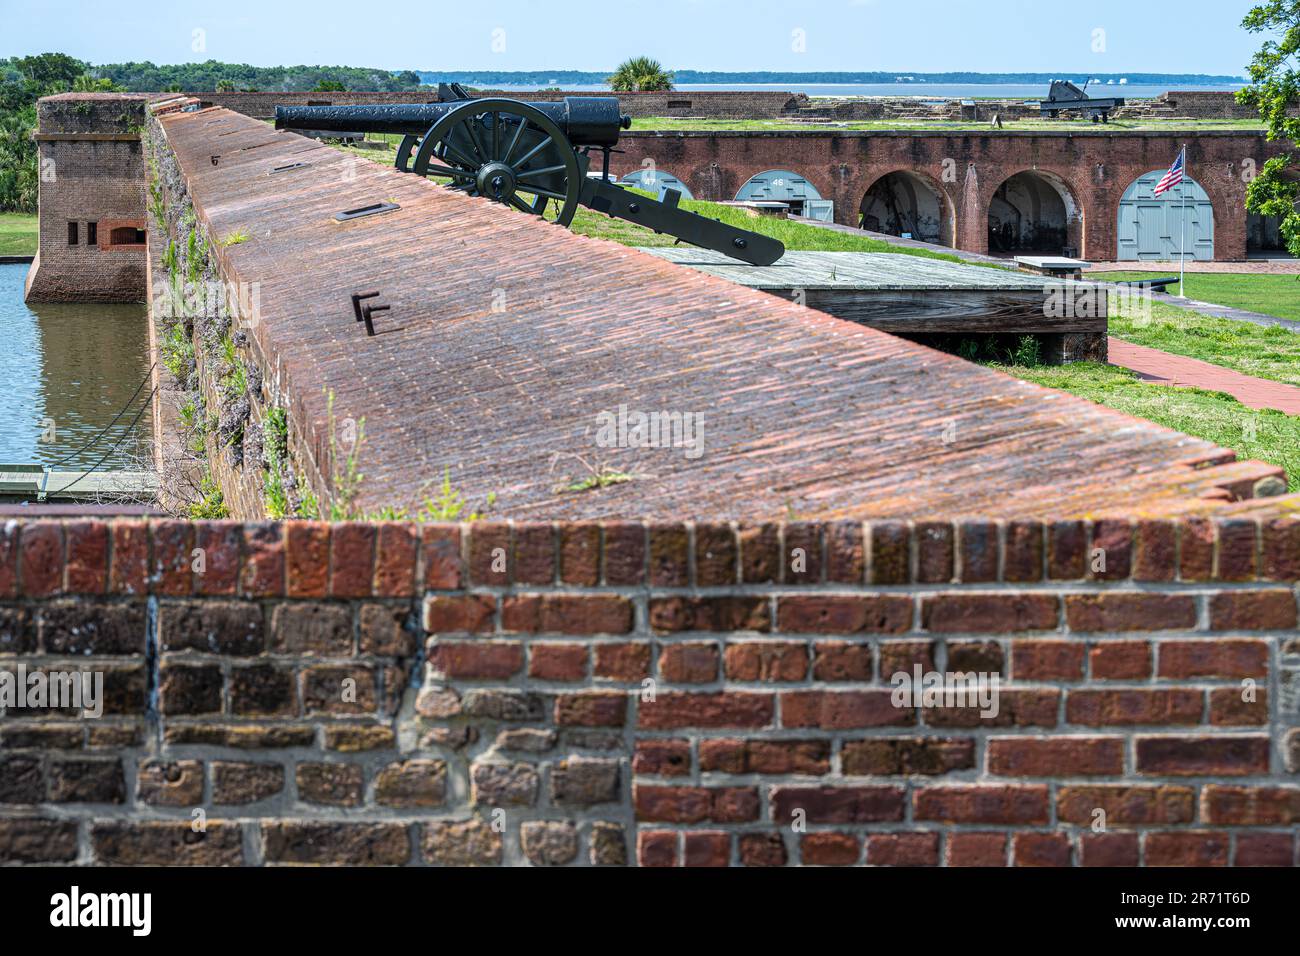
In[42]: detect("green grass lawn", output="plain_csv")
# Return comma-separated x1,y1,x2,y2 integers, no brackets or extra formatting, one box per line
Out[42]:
994,361,1300,492
1109,297,1300,388
630,117,1267,133
567,195,970,263
0,213,38,256
1101,272,1300,323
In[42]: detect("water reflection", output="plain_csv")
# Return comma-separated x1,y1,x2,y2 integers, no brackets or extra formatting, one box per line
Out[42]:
0,264,153,470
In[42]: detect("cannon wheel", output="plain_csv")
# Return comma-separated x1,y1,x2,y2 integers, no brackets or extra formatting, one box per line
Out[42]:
411,98,582,226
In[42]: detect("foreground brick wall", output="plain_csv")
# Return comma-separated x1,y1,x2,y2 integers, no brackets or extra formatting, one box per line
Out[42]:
2,515,1298,866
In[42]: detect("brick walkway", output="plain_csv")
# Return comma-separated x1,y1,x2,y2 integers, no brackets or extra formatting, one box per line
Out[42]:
1088,259,1300,275
1108,337,1300,415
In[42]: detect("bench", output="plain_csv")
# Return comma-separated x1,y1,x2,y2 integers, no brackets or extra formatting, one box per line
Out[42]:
1014,255,1090,280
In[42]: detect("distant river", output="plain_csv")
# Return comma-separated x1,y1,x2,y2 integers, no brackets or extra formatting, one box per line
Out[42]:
489,82,1245,99
0,263,152,471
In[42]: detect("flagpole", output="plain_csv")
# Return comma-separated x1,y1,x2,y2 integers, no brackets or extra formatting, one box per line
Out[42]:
1178,144,1187,298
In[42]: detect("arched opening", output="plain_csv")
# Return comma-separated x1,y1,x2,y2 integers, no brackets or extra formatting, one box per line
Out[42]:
987,171,1082,257
1247,211,1295,259
620,168,694,200
108,225,146,247
735,170,831,220
858,171,953,246
1117,171,1214,261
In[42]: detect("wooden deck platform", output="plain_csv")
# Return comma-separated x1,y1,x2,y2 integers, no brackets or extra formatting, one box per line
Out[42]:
0,467,158,503
638,248,1108,362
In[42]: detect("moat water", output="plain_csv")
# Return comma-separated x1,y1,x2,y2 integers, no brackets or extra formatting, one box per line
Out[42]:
0,263,153,471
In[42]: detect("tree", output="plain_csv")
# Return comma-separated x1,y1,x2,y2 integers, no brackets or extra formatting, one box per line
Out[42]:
312,80,346,92
1238,1,1300,256
216,79,236,92
13,52,86,88
71,74,125,92
608,56,673,92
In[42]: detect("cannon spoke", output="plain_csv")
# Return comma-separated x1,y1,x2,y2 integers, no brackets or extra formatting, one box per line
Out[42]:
439,138,481,171
423,163,477,181
502,116,528,166
513,135,554,172
461,118,489,164
515,164,568,184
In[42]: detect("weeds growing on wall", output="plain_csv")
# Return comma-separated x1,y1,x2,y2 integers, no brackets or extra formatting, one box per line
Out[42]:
418,467,497,521
324,388,365,520
188,469,228,519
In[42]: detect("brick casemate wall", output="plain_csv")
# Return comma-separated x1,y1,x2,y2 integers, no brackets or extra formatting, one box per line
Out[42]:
24,94,153,303
613,130,1289,260
1,515,1298,867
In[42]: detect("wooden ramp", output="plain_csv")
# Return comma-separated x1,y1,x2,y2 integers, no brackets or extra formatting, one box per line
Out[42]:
638,248,1108,361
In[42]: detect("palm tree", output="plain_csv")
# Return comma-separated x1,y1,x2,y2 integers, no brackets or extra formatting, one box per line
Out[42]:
608,56,673,93
71,74,124,93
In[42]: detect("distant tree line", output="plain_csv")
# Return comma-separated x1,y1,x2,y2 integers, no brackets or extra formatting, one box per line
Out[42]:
94,60,423,93
0,54,427,213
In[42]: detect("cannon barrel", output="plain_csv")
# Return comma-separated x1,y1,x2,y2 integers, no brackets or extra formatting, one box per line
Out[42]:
275,96,630,147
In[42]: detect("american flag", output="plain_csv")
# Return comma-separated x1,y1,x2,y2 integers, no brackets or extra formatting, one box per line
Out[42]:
1154,148,1186,196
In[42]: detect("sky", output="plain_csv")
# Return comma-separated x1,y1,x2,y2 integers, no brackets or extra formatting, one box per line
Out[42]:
0,0,1267,75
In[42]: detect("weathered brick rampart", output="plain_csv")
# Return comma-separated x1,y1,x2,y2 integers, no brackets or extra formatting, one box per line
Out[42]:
142,101,1286,524
1,513,1298,866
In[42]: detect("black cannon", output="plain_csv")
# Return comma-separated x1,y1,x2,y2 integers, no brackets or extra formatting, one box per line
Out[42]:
1039,80,1125,123
275,84,784,265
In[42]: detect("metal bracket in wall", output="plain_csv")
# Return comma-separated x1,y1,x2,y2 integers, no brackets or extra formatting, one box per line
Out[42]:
361,303,390,337
334,201,400,222
351,291,380,322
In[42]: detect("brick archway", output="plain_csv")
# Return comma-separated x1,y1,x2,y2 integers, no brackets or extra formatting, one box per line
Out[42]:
982,168,1087,258
857,168,959,247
